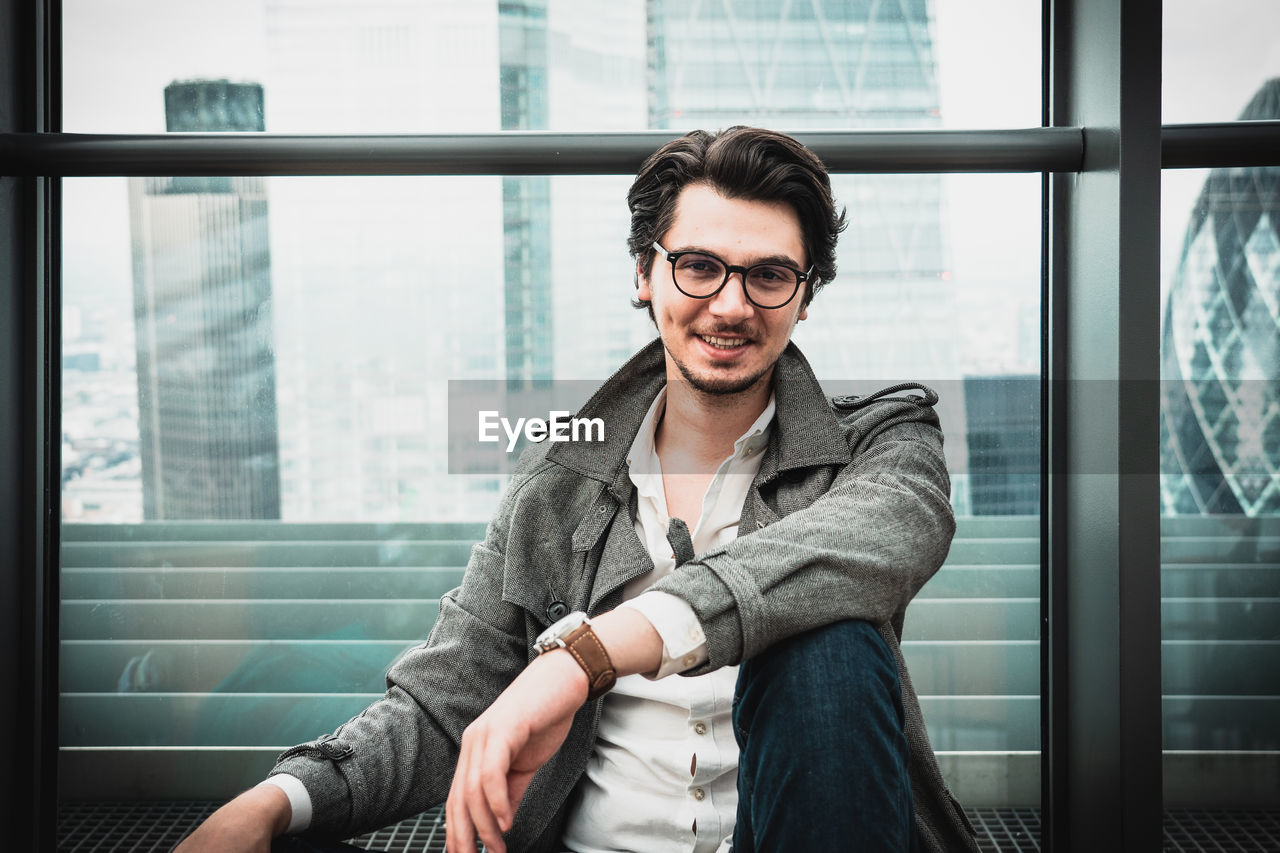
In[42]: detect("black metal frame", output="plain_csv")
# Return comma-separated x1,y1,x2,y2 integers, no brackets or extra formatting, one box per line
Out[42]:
1044,0,1165,848
1,0,60,850
4,0,1280,849
2,127,1086,175
6,123,1278,176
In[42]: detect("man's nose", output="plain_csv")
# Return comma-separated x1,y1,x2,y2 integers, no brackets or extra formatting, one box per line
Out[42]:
707,271,755,318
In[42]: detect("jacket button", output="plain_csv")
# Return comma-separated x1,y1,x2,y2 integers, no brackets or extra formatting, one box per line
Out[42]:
547,601,569,621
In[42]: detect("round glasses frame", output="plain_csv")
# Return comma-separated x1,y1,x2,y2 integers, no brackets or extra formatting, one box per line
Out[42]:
652,241,813,309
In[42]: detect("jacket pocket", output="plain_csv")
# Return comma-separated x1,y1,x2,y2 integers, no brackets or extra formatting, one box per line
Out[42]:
496,544,572,637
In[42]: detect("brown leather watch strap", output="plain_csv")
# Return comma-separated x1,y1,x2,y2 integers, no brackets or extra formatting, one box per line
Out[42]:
561,622,617,700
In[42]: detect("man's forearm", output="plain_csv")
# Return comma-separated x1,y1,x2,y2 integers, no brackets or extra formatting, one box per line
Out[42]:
173,782,293,852
586,606,665,678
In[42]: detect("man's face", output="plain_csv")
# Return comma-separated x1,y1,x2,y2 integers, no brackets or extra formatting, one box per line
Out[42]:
638,183,809,397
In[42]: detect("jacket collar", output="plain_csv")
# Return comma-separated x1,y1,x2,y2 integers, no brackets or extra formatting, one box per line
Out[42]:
545,337,851,491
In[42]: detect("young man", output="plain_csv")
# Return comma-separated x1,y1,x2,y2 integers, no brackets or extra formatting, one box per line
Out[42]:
177,127,979,853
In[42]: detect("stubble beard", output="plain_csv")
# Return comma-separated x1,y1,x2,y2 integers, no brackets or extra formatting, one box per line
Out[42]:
668,345,775,398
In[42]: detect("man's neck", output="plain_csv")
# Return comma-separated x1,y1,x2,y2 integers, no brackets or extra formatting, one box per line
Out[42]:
654,369,773,473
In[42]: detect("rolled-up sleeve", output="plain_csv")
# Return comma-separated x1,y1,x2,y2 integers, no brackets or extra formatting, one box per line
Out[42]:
620,590,709,677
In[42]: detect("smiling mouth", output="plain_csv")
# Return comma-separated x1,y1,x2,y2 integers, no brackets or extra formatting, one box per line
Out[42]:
698,334,751,350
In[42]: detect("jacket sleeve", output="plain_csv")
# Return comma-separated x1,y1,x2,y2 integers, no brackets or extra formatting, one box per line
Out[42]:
267,461,547,839
648,401,954,673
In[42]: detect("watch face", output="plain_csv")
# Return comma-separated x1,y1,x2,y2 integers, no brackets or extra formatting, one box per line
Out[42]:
535,610,588,649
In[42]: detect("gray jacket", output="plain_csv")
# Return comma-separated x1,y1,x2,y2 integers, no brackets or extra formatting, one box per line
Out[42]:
272,338,980,852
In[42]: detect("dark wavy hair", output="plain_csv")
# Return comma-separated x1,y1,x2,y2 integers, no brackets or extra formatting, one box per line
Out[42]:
627,126,846,319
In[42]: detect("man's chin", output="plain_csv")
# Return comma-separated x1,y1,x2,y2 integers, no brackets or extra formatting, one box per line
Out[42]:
675,362,769,397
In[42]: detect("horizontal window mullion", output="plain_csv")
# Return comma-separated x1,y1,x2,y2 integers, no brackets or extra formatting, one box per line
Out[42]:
2,128,1084,176
11,124,1277,176
1161,120,1280,168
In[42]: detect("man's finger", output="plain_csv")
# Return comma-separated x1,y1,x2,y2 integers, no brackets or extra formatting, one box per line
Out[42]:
480,734,514,833
465,762,507,853
445,771,477,853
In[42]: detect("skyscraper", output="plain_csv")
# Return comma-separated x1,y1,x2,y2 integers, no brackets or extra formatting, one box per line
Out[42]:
963,375,1039,515
500,0,554,381
127,79,281,519
647,0,953,382
1160,78,1280,516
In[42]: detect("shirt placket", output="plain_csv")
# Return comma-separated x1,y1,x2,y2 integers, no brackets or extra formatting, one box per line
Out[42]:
687,671,719,852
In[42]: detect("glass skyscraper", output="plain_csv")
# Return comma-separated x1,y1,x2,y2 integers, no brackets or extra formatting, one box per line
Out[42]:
127,80,282,519
500,0,554,381
648,0,953,382
1161,78,1280,516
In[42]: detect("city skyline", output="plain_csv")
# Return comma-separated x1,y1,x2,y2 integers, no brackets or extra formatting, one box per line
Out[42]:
60,1,1276,523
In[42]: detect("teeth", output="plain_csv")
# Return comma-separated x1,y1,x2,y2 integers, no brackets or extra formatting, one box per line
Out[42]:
700,335,747,349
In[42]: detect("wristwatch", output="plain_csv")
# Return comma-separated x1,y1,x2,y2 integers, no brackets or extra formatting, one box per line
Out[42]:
533,611,617,700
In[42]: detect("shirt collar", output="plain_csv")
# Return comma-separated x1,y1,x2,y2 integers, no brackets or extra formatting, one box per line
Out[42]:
625,388,776,484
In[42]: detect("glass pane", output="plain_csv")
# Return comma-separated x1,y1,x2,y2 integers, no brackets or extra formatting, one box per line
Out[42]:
1164,0,1280,124
60,172,1041,818
1160,161,1280,809
63,0,1039,133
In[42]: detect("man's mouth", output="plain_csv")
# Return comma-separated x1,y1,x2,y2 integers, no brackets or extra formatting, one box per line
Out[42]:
698,334,751,350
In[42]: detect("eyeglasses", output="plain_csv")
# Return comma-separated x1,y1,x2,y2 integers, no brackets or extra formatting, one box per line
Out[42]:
652,241,812,309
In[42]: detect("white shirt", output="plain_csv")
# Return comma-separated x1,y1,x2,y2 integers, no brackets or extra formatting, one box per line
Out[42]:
562,388,774,853
265,389,775,849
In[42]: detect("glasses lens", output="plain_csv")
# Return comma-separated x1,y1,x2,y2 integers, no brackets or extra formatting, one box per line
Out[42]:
745,265,800,307
671,253,726,296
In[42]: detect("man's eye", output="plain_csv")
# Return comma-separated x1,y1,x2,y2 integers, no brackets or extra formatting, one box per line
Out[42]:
749,266,792,284
678,256,723,276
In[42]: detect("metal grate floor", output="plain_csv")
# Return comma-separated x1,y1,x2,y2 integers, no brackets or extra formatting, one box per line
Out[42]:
57,803,460,853
969,808,1041,851
56,803,1280,851
1163,810,1280,852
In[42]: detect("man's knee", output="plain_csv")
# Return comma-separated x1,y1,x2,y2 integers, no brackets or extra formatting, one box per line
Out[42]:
734,619,903,737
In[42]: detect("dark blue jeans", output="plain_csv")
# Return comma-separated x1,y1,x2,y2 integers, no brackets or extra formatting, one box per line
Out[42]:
732,619,916,852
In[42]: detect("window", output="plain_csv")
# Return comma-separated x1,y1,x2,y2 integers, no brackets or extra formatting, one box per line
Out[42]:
55,0,1045,815
1160,0,1280,808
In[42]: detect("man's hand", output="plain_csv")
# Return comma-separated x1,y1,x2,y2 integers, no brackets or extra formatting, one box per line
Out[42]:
445,648,588,853
444,607,663,853
173,783,292,853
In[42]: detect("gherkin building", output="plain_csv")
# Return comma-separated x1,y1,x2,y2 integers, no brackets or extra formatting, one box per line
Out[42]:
1160,78,1280,515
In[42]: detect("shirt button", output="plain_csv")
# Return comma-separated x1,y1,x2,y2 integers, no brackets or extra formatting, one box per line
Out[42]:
692,787,706,801
693,721,707,735
682,653,697,668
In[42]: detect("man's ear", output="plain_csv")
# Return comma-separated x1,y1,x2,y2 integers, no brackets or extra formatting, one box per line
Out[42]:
798,303,808,322
636,261,653,302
